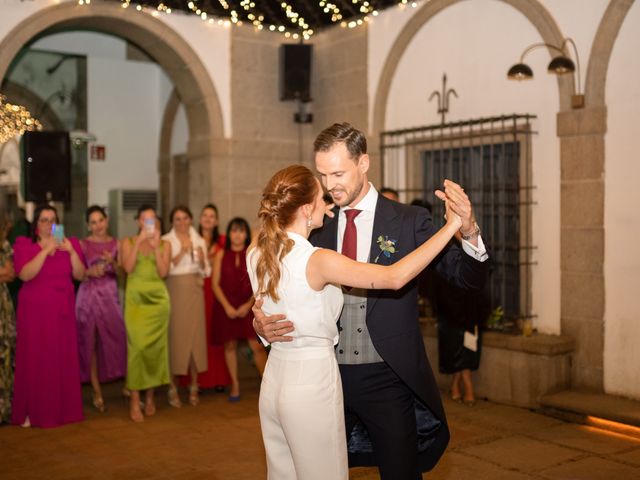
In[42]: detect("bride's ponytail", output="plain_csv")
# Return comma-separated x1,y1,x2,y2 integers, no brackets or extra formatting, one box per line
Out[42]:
256,165,319,301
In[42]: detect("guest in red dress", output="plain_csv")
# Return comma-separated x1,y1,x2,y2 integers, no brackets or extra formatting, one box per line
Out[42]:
212,218,266,401
181,204,232,391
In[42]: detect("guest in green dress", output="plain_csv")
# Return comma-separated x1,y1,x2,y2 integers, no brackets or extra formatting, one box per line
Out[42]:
0,224,16,424
121,205,171,423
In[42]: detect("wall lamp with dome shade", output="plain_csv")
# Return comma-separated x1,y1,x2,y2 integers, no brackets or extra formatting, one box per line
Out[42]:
507,38,584,109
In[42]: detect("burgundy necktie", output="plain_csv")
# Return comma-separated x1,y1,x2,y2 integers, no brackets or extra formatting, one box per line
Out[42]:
341,209,361,261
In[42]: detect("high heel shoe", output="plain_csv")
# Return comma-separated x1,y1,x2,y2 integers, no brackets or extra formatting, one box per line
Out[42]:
189,385,200,407
168,386,182,408
130,407,144,423
463,397,476,407
144,399,156,416
93,394,106,413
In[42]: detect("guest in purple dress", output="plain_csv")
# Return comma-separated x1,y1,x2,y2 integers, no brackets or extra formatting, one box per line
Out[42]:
76,205,127,413
11,204,85,428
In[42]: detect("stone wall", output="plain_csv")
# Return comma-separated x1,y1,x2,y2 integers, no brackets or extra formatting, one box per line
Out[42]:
211,28,314,227
208,22,372,226
310,25,373,180
423,322,575,409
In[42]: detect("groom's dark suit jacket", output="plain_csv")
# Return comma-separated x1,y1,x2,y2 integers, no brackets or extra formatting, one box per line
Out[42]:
310,194,489,472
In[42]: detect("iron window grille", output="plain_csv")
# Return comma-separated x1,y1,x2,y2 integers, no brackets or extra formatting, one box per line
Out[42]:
380,114,537,332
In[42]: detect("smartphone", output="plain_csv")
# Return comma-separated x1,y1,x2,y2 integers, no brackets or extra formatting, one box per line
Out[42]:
143,218,156,237
52,223,65,244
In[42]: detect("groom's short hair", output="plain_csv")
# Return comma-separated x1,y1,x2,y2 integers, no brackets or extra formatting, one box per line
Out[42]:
313,122,367,161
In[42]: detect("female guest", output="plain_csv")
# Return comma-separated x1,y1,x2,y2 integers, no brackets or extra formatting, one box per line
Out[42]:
11,205,85,428
212,218,266,401
0,214,15,424
76,205,127,413
162,206,208,407
193,204,231,389
121,205,171,422
246,166,460,479
435,279,490,406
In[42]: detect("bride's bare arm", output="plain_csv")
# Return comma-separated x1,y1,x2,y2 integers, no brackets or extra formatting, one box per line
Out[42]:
307,209,461,291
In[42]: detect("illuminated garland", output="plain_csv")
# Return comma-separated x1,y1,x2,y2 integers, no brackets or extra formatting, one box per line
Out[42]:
0,94,42,144
104,1,425,39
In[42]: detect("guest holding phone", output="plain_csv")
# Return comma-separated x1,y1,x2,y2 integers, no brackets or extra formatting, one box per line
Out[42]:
121,205,171,422
11,204,85,428
75,206,127,413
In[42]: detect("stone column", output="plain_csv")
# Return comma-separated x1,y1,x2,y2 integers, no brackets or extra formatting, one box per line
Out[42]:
311,25,370,174
558,106,606,391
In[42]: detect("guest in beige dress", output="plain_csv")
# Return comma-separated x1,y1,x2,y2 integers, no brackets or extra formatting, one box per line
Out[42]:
162,206,209,407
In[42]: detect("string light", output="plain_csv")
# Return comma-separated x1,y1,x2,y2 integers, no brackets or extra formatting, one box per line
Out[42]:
0,95,42,144
112,0,418,39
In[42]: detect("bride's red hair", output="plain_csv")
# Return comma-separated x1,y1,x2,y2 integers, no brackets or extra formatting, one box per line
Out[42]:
255,165,319,301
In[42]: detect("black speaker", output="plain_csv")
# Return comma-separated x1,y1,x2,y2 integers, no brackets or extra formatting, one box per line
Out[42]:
21,131,71,203
280,44,312,102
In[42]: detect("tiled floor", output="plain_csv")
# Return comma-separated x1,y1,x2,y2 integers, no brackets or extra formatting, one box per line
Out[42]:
2,360,640,479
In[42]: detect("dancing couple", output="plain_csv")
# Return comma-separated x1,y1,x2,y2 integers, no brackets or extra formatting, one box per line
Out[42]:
249,123,489,479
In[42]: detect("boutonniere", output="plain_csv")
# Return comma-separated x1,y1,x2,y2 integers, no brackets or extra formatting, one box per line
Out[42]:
374,235,397,263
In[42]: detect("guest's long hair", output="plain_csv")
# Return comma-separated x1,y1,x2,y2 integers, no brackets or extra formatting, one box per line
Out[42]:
224,217,251,251
85,205,107,223
255,165,319,302
169,205,193,224
199,203,220,247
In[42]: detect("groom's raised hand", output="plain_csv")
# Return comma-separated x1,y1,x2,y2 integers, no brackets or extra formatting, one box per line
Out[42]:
435,179,479,247
252,297,295,343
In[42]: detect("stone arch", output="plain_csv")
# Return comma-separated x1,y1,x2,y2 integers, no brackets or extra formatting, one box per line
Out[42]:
584,0,635,107
371,0,571,135
0,1,225,208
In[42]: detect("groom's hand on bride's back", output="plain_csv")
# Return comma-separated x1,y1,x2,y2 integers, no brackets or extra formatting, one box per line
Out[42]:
252,297,295,343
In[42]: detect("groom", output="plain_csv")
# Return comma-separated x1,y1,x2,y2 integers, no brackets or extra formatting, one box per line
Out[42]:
254,122,489,479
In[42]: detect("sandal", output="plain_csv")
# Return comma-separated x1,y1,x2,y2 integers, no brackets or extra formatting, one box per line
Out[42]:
93,394,106,413
189,385,200,407
144,400,156,416
130,408,144,423
168,386,182,408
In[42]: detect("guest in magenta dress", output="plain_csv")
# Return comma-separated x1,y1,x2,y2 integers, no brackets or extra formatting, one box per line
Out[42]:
212,217,266,401
76,205,127,413
11,204,86,428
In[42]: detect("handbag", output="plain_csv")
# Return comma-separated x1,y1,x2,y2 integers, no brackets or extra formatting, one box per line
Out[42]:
463,326,478,352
